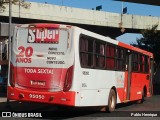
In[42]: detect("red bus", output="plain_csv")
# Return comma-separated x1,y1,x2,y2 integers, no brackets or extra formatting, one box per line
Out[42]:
7,23,154,112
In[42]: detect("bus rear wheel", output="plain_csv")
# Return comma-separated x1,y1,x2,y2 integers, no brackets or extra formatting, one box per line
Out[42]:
107,89,116,112
137,89,145,104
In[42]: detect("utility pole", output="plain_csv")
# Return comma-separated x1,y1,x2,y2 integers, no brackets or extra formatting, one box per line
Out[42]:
62,0,63,6
8,0,12,60
6,0,12,108
121,1,124,14
120,0,125,33
8,0,12,86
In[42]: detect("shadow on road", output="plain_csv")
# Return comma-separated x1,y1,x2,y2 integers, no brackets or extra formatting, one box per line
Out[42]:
116,100,140,109
0,100,55,112
0,93,156,119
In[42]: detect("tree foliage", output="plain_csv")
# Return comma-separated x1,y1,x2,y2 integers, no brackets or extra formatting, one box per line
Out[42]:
0,0,30,11
131,25,160,64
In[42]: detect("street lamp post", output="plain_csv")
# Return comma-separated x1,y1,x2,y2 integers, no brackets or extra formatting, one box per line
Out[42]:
6,0,12,107
8,0,12,85
8,0,12,59
121,1,124,14
62,0,63,6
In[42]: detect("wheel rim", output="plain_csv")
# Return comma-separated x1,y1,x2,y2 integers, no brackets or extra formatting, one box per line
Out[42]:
111,95,115,108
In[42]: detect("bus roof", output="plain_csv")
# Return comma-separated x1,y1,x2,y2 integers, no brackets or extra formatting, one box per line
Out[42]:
16,23,153,58
118,42,153,57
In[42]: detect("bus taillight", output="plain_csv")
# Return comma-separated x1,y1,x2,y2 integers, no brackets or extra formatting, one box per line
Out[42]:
10,65,15,87
63,66,74,92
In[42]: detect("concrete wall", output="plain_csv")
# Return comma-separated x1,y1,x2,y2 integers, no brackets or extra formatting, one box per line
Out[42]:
0,2,160,31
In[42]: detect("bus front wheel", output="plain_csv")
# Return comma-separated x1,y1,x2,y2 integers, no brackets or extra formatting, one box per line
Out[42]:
106,89,116,112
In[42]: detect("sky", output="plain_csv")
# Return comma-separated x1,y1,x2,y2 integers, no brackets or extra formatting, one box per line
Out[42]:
28,0,160,44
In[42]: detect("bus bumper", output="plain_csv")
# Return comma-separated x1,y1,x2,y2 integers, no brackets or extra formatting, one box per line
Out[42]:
7,86,76,106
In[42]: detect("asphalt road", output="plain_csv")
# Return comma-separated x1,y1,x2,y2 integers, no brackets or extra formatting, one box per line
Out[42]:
0,94,160,119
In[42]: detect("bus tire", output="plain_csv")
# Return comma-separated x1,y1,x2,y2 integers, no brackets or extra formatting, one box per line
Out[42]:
106,89,116,112
137,89,145,104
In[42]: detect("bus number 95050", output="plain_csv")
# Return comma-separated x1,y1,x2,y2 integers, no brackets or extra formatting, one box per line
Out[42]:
29,94,45,99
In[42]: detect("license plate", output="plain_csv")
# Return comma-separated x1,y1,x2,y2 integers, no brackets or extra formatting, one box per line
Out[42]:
30,80,46,86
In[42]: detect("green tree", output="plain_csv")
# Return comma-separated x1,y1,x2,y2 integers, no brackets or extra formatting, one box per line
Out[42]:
131,25,160,65
132,25,160,93
0,0,30,11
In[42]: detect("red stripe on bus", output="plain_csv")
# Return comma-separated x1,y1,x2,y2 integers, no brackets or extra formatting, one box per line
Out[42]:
32,23,60,28
7,86,76,106
118,42,153,57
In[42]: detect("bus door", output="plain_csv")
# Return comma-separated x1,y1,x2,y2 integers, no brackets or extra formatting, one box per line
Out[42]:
149,58,154,95
126,52,142,101
124,50,132,101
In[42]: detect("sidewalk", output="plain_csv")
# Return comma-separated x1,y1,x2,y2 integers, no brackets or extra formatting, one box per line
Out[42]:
0,97,7,103
0,93,7,103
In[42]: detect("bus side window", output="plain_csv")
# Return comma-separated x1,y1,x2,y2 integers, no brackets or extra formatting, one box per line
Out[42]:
139,54,145,73
94,42,105,68
79,35,93,68
132,52,139,72
80,38,87,52
116,48,125,71
144,56,149,73
106,45,115,70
